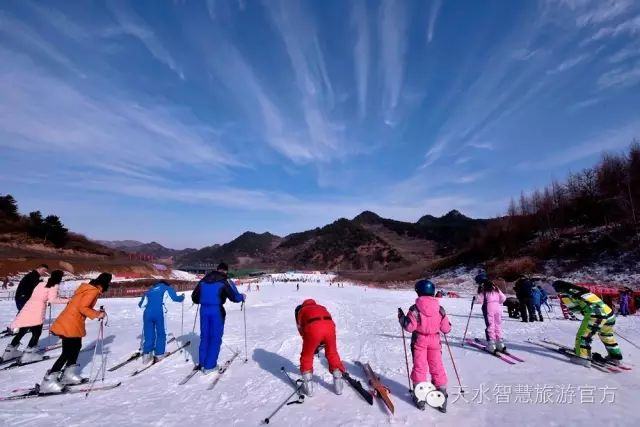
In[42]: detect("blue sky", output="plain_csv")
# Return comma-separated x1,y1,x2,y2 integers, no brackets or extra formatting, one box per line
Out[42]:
1,0,639,248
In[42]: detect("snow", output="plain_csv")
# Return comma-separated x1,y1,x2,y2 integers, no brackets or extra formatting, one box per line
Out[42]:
1,274,639,427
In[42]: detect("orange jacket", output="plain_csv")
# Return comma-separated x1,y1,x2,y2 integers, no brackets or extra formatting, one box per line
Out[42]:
51,283,102,338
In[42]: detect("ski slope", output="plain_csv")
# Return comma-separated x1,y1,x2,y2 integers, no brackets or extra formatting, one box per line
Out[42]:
0,274,638,427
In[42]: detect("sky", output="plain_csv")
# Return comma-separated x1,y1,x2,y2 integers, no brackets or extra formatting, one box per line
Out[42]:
1,0,640,249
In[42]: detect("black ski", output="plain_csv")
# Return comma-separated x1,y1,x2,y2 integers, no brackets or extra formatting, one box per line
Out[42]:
178,366,201,385
208,352,240,390
0,382,121,401
526,339,614,373
343,372,374,405
109,337,176,372
131,340,190,377
11,378,91,393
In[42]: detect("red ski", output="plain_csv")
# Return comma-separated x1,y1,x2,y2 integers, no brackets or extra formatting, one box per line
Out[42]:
356,361,394,414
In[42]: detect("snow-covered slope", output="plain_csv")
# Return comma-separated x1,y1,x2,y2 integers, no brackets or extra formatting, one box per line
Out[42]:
0,275,638,427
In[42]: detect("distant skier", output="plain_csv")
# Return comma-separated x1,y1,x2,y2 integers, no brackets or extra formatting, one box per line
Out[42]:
296,283,299,292
474,274,507,353
40,273,111,393
15,264,48,311
3,270,68,363
531,285,547,322
191,263,245,373
504,297,520,319
552,280,623,367
619,289,630,317
295,299,345,396
398,279,451,412
138,281,185,364
514,276,537,322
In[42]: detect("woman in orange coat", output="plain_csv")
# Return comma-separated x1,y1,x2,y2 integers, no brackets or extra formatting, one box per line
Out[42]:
40,273,111,394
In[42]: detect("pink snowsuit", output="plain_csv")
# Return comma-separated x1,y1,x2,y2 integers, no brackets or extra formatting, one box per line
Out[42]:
11,283,68,329
476,289,506,342
402,296,452,387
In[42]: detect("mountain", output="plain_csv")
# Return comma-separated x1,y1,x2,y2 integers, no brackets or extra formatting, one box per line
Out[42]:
176,232,282,267
98,240,193,259
176,210,488,273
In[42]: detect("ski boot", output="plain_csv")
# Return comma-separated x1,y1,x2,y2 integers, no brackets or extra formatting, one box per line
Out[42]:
301,371,314,397
433,387,448,413
20,346,44,364
202,365,219,375
332,369,344,395
496,339,506,353
413,382,435,411
593,352,622,366
40,371,65,394
412,391,426,410
2,343,22,361
60,364,84,385
141,353,154,365
486,340,497,353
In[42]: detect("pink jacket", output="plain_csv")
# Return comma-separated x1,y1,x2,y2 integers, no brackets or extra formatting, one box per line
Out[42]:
403,296,452,336
11,282,68,329
476,289,506,314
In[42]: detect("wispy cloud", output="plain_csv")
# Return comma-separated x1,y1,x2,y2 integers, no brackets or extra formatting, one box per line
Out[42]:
106,1,184,80
352,0,370,118
379,0,408,113
0,10,84,76
0,47,236,178
547,54,589,74
597,61,640,89
427,0,442,44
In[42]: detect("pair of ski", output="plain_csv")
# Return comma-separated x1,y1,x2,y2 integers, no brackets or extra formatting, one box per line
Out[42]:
178,351,241,390
0,344,96,371
465,338,525,365
0,379,121,401
131,340,191,377
108,337,177,372
527,339,632,373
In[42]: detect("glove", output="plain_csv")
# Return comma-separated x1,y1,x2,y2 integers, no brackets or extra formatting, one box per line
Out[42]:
397,308,406,326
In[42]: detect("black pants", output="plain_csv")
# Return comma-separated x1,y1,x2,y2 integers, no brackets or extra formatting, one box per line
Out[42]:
10,325,43,348
519,298,537,321
50,337,82,373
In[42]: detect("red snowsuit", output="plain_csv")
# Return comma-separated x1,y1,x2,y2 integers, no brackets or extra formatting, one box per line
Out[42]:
295,299,345,374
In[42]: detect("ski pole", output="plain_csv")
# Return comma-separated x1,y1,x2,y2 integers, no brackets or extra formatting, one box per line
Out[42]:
242,301,248,362
444,333,464,394
615,331,640,350
187,305,200,363
262,371,304,424
461,296,475,346
47,303,52,339
398,308,412,393
86,308,105,398
179,300,185,354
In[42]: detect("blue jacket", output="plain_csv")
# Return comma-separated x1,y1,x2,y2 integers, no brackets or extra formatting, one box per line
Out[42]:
191,271,245,308
531,287,547,307
139,281,185,313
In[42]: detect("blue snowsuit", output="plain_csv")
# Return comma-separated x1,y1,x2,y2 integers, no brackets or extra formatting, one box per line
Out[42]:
191,271,245,370
138,281,185,355
531,286,547,321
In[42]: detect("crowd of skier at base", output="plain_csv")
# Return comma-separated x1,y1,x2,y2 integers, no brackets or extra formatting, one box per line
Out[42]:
1,264,626,412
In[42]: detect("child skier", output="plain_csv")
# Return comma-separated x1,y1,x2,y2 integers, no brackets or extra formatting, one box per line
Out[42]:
40,273,111,393
398,279,451,412
3,270,68,363
474,274,507,352
295,299,345,397
552,280,623,367
191,263,245,373
531,285,547,322
138,280,185,364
